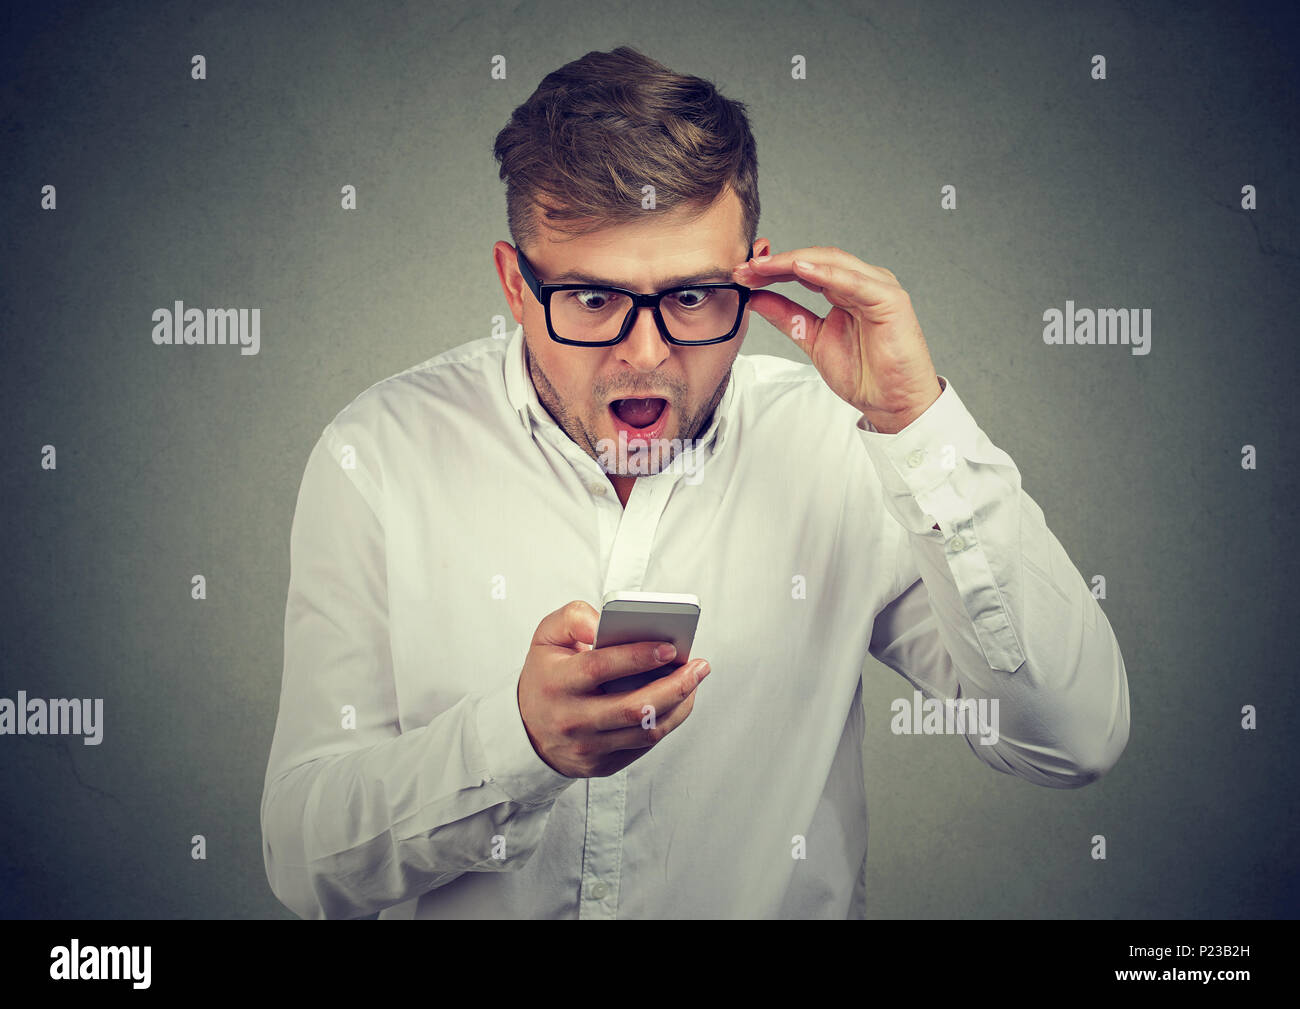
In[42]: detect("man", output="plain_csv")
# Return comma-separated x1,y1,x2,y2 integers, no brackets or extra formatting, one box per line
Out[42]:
260,46,1130,919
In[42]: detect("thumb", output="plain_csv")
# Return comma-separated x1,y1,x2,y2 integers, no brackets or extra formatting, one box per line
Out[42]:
534,599,599,651
748,290,821,354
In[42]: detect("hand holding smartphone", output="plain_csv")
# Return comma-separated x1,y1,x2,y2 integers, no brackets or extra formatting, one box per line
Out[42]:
516,595,708,778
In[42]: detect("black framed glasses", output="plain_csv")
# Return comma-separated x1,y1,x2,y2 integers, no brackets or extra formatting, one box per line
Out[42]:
516,244,753,347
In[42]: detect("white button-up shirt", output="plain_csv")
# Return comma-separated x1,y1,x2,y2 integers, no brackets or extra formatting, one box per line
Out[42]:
260,323,1131,919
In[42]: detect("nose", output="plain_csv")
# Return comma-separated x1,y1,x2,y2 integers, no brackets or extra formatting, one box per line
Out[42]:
614,305,671,372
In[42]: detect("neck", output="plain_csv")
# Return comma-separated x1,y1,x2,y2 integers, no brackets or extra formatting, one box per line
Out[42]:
609,474,634,508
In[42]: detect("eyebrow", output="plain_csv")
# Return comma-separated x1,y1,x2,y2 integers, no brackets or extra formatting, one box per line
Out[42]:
550,264,738,290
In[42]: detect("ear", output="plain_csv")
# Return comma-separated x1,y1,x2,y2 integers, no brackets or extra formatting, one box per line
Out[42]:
752,236,772,258
493,241,526,323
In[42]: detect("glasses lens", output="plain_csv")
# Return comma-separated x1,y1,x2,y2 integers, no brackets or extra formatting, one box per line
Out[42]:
661,287,742,342
550,288,741,343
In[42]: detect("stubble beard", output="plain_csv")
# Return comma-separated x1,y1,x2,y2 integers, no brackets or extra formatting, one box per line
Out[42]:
526,342,732,476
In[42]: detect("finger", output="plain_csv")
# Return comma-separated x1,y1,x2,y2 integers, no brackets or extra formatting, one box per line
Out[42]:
574,639,680,693
745,289,824,354
601,681,701,753
533,599,600,650
739,247,901,287
786,259,899,315
588,657,707,731
738,257,900,312
735,256,844,299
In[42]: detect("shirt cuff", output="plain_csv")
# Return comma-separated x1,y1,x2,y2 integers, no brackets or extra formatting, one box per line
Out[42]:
475,671,575,804
856,375,982,535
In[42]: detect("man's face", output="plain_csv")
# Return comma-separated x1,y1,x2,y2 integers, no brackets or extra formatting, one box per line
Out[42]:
494,189,766,476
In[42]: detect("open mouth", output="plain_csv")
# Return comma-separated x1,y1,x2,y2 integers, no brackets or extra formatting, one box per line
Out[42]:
607,396,672,446
609,397,668,429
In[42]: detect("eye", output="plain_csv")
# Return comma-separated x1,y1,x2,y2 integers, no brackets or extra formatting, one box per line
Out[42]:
671,288,712,309
568,289,614,311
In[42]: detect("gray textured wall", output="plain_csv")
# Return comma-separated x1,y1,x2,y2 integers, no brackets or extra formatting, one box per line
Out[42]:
2,0,1297,918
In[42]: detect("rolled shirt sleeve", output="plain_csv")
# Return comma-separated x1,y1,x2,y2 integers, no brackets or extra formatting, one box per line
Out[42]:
861,377,1131,787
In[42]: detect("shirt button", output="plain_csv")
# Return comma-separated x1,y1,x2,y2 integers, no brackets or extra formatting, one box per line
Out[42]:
590,483,607,496
590,881,609,900
907,449,925,468
949,535,966,552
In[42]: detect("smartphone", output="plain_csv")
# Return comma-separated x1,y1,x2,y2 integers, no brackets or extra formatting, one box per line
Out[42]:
593,590,701,694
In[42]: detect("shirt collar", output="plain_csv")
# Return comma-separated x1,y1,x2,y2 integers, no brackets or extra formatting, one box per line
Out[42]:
503,322,735,456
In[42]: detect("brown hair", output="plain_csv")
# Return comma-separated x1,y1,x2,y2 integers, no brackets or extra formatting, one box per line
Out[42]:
492,46,759,255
